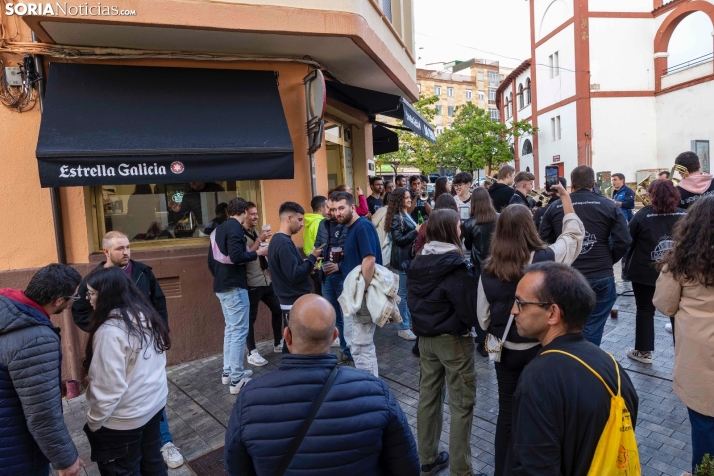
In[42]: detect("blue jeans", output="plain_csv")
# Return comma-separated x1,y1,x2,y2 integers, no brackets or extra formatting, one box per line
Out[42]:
159,409,171,447
322,274,352,359
688,407,714,472
216,288,250,383
583,276,616,346
396,270,411,330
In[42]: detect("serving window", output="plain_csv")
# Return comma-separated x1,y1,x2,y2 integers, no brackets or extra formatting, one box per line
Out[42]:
92,180,261,249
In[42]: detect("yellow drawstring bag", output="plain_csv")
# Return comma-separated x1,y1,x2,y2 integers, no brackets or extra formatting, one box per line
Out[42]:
542,350,641,476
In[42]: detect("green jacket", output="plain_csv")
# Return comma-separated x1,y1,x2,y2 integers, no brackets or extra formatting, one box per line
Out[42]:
303,213,324,256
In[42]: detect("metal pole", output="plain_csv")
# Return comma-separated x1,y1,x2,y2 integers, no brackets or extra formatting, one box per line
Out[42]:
32,32,66,264
310,152,317,198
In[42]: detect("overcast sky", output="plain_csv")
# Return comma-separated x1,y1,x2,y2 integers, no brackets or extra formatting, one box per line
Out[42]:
412,0,713,70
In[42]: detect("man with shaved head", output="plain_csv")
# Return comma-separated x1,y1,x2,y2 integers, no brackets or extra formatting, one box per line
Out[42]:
224,295,419,475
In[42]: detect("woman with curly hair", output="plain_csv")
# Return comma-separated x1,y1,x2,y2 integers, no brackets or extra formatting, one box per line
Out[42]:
623,179,685,364
654,196,714,473
385,187,421,341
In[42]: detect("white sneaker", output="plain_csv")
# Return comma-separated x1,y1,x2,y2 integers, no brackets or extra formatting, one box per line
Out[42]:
274,342,283,353
223,370,253,384
331,337,340,348
161,442,185,469
398,329,417,341
665,323,673,333
230,377,252,395
247,349,268,367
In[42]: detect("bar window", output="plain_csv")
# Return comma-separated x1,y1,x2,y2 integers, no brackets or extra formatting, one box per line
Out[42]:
96,180,261,244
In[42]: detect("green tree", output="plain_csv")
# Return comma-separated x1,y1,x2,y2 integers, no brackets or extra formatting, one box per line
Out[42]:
438,102,537,175
375,95,441,176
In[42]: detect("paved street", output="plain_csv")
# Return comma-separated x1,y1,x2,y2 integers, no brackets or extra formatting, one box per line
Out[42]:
57,272,692,476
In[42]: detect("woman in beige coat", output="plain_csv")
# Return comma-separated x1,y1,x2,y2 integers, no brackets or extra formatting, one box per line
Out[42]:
653,196,714,474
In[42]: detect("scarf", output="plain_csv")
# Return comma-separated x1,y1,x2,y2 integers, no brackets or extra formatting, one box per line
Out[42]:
421,241,462,256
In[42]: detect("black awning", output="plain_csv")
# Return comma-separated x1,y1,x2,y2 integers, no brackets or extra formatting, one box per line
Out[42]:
372,124,399,156
36,64,294,187
326,81,436,143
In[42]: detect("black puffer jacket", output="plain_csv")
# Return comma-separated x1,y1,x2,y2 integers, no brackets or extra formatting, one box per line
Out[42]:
462,218,497,266
406,251,479,336
0,292,78,475
390,213,417,271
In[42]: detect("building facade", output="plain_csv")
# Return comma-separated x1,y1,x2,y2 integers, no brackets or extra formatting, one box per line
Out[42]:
499,0,714,186
0,0,428,379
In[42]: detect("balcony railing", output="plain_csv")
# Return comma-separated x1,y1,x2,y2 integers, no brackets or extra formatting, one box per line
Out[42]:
664,52,713,75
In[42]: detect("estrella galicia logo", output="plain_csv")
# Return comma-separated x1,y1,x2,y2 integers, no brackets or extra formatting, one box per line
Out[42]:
170,161,184,174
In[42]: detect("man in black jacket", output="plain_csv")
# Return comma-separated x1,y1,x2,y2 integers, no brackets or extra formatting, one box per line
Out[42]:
533,177,566,229
268,202,324,354
507,262,638,476
509,171,535,209
209,198,268,395
539,166,631,346
72,230,185,468
1,264,84,476
488,164,516,212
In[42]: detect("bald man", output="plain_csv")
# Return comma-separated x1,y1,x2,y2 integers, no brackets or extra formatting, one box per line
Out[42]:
225,295,419,475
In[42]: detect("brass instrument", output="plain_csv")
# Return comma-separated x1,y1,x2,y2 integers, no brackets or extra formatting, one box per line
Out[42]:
603,186,613,199
636,175,654,206
527,188,548,203
670,164,689,186
419,190,429,201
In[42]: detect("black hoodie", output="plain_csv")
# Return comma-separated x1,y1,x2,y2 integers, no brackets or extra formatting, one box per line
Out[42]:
488,182,516,212
405,251,480,337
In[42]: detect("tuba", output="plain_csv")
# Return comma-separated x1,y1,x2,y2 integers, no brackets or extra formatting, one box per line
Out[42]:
670,164,689,187
636,175,654,206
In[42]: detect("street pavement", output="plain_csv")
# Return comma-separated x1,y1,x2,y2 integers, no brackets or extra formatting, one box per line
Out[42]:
56,271,692,476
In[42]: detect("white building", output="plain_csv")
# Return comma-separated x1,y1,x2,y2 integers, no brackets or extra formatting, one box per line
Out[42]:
499,0,714,187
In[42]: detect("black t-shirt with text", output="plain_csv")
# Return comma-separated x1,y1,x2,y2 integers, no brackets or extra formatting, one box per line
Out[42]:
366,195,384,214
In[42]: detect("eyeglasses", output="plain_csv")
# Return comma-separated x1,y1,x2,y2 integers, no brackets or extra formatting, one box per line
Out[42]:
86,290,99,298
63,295,81,302
514,298,553,313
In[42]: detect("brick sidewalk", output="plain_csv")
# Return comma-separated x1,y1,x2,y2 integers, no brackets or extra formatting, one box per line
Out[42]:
58,276,692,476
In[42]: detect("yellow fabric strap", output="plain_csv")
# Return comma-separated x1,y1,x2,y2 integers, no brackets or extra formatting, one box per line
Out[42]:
541,350,620,398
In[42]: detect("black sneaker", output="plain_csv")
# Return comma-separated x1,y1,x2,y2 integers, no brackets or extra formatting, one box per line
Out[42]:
412,343,420,357
421,451,448,476
476,342,488,358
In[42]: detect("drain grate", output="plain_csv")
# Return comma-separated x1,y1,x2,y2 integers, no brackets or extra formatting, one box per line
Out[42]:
187,447,227,476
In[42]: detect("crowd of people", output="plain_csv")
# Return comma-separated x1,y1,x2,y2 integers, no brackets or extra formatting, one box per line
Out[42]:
1,152,712,476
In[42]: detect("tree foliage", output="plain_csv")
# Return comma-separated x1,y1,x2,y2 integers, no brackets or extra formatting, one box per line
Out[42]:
375,95,441,175
437,102,537,175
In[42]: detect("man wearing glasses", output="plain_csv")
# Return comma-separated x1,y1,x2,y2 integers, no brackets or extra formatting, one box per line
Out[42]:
0,264,85,476
452,172,473,209
506,262,638,475
72,231,184,469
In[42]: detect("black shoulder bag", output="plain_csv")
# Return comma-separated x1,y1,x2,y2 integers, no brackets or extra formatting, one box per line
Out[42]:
275,366,339,476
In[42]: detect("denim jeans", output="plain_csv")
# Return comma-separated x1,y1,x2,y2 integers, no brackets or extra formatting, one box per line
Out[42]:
322,274,352,359
84,409,167,476
395,270,411,330
688,407,714,472
583,276,617,346
216,288,250,383
159,409,171,447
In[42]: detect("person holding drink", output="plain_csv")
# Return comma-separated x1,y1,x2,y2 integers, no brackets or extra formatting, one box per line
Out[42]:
316,196,353,365
242,202,283,366
267,202,325,355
